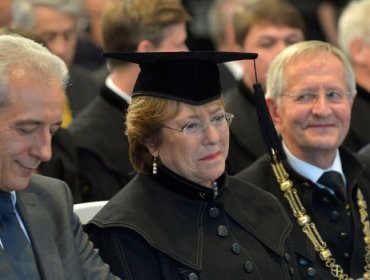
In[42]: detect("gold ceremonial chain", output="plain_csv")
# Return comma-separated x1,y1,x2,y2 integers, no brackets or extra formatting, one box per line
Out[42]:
270,150,370,280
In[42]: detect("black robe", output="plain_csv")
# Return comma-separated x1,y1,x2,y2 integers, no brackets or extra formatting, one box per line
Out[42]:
37,128,81,203
36,66,100,203
68,86,134,202
343,84,370,152
67,65,100,117
237,148,370,279
218,63,239,94
225,81,266,175
85,166,300,280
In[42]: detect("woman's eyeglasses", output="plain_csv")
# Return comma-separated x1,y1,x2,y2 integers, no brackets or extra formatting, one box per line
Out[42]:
162,113,234,137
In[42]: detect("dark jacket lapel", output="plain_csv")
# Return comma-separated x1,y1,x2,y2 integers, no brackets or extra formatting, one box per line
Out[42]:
16,189,65,279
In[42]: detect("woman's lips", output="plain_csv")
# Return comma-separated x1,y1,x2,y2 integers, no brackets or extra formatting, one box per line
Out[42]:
199,151,222,161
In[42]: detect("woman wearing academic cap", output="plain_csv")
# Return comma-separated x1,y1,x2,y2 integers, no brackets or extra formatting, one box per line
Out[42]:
85,52,300,280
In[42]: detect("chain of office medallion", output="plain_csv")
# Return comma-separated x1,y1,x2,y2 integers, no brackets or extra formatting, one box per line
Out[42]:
271,159,370,280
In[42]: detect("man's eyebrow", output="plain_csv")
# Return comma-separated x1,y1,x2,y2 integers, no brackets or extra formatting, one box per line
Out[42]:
13,120,43,126
13,120,62,127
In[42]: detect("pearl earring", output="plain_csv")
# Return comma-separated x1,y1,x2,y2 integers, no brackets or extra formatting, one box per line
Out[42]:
152,157,157,175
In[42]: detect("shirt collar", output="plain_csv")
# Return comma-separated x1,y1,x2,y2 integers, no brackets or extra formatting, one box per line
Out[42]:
282,141,346,187
224,61,244,80
105,75,132,103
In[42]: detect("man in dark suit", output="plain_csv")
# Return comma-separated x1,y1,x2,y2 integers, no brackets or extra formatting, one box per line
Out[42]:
0,35,118,280
225,1,305,174
11,0,101,200
69,0,191,202
238,41,370,279
338,0,370,152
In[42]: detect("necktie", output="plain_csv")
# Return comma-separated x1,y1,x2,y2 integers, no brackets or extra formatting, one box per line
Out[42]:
318,171,347,203
0,191,40,279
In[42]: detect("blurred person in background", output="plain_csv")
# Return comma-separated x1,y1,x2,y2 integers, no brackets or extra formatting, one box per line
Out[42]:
286,0,348,46
68,0,190,202
181,0,213,50
73,0,109,71
225,0,305,174
12,0,99,123
208,0,256,93
338,0,370,152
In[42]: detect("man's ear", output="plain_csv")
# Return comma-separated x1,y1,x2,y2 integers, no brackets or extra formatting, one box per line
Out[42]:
137,40,155,52
266,98,281,134
266,98,281,132
350,38,369,65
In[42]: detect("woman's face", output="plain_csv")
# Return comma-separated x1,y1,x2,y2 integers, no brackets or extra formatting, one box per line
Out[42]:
148,102,229,188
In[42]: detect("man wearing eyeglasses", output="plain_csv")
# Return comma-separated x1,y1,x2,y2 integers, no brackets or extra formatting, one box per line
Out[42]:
237,40,370,280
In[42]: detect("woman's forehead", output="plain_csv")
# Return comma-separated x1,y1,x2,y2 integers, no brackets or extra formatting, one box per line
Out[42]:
174,102,224,118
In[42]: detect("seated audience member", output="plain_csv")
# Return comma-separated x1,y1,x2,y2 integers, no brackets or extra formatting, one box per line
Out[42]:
237,40,370,279
286,0,344,45
12,0,100,122
85,51,300,279
338,0,370,152
0,35,118,280
0,25,81,202
225,0,305,174
11,0,101,199
68,0,190,202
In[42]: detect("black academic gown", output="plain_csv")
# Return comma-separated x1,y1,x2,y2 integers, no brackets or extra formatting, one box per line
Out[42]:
37,128,81,203
67,65,100,117
85,166,300,280
36,66,100,203
237,147,370,279
343,84,370,152
68,86,134,202
225,81,266,175
218,63,239,94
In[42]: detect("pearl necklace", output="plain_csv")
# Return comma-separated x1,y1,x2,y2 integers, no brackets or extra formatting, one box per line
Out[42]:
212,181,218,199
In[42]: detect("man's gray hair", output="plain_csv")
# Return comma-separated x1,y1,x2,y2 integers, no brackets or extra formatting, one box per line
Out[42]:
0,34,69,106
266,40,356,103
338,0,370,59
12,0,82,30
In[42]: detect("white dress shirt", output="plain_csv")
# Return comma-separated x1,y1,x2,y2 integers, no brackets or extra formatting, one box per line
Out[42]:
282,142,347,192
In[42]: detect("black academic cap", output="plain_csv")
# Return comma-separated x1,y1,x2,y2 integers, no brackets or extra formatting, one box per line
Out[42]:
104,51,258,105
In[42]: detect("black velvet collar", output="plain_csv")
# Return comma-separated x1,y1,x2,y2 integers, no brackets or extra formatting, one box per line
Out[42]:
151,165,226,201
356,83,370,102
100,85,129,112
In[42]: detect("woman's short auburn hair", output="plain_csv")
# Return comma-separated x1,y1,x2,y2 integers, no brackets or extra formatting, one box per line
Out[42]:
126,96,224,174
